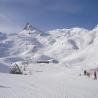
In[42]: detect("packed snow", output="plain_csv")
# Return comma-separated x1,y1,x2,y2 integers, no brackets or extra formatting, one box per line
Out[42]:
0,23,98,98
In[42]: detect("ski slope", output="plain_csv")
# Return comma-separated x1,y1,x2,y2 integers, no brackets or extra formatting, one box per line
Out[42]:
0,23,98,66
0,23,98,98
0,65,98,98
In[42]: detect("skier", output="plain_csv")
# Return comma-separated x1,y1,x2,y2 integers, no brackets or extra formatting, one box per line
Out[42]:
87,72,90,78
84,70,87,76
94,71,97,80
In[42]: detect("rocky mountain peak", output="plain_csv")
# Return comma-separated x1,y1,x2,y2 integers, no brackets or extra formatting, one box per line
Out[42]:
24,22,34,31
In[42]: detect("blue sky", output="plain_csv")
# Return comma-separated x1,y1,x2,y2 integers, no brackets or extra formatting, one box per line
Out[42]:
0,0,98,33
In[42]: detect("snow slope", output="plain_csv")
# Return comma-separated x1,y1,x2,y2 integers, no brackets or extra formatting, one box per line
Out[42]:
0,24,98,69
0,24,98,98
0,65,98,98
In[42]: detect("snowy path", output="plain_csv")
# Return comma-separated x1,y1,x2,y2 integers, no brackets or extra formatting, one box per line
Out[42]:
0,67,98,98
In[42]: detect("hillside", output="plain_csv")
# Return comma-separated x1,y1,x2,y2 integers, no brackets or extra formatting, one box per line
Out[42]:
0,24,98,98
0,24,98,69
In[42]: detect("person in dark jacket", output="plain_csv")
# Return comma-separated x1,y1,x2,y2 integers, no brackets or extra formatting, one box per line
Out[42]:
84,70,87,76
94,71,97,80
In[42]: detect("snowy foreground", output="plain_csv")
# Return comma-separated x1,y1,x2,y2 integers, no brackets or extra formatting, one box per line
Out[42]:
0,64,98,98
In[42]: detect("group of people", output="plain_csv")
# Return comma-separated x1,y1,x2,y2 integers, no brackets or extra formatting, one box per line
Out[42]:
84,70,97,80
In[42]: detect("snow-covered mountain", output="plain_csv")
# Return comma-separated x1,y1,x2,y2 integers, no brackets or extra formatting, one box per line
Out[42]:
1,23,98,98
0,23,98,70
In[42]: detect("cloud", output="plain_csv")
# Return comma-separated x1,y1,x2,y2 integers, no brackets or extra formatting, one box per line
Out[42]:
0,13,21,33
0,0,80,33
46,4,79,13
0,0,97,33
36,0,80,13
0,0,27,33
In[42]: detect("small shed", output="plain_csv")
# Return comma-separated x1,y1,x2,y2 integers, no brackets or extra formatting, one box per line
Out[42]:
36,59,58,64
37,60,49,64
86,67,98,75
10,63,23,74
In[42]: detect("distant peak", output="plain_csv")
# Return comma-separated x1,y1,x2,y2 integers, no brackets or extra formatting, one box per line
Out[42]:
21,23,44,35
24,22,34,31
93,24,98,31
95,24,98,28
